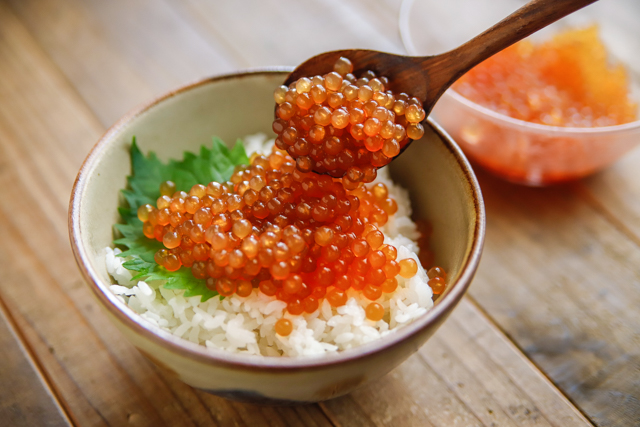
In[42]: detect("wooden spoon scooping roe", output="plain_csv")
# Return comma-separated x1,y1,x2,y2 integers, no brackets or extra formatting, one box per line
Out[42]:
273,57,427,187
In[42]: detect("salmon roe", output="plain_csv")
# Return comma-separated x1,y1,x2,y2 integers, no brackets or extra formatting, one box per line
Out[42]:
365,302,385,321
273,57,426,184
141,148,434,317
275,318,293,336
453,26,637,127
414,219,448,300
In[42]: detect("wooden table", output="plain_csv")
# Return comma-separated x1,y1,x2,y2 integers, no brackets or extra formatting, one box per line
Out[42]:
0,0,638,425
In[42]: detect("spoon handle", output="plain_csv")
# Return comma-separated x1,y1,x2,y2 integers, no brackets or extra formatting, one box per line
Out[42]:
422,0,598,101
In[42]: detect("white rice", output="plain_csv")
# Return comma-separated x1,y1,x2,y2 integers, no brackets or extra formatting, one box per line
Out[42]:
106,134,433,357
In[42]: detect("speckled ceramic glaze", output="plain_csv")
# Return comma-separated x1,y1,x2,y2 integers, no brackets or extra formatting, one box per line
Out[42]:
69,69,485,403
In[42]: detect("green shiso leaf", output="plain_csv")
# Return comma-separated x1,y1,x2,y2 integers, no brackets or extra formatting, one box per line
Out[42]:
113,136,249,302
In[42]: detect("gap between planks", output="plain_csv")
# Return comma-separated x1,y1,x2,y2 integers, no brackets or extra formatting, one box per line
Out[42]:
464,295,596,426
319,296,593,427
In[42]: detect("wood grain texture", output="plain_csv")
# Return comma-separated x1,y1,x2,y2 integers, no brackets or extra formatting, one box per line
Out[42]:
580,150,640,245
0,0,634,425
0,300,72,427
469,170,640,427
323,298,590,427
166,0,404,66
5,0,238,128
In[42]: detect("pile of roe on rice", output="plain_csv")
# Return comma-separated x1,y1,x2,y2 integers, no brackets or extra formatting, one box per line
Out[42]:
107,58,446,357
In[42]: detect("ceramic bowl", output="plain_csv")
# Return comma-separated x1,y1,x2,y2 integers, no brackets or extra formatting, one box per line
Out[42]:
400,0,640,185
69,69,485,403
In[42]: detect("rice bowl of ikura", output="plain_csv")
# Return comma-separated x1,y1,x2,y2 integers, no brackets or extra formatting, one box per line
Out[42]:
69,68,485,403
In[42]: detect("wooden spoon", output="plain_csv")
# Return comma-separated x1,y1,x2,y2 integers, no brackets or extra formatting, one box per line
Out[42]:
284,0,598,118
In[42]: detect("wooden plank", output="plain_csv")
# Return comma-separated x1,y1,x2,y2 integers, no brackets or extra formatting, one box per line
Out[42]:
0,298,72,427
579,150,640,245
468,171,640,427
322,298,592,427
6,0,238,128
166,0,404,67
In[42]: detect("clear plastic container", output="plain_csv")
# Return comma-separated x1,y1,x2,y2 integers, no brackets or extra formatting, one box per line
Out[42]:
399,0,640,185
